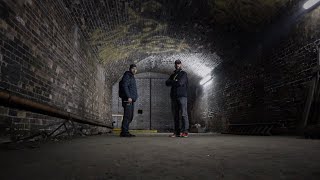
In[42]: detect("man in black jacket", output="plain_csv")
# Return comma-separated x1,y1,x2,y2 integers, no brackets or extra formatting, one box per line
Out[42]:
119,64,138,137
165,60,189,137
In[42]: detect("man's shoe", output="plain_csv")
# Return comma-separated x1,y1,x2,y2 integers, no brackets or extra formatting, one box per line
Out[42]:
120,133,132,137
180,132,188,138
128,133,136,137
169,133,180,137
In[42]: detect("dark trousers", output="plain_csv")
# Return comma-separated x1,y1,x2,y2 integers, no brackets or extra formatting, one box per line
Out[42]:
171,97,189,135
121,101,134,134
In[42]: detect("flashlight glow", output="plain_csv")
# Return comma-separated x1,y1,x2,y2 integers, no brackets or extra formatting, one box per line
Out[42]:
303,0,320,9
200,75,213,85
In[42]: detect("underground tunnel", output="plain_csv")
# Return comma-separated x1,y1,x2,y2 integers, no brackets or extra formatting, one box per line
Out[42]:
0,0,320,179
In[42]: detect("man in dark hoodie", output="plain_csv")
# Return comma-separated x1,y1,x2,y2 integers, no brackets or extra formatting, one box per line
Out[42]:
165,59,189,137
119,64,138,137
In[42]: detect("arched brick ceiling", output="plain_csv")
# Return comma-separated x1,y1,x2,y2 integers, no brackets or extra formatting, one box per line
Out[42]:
63,0,297,83
136,52,222,83
208,0,295,31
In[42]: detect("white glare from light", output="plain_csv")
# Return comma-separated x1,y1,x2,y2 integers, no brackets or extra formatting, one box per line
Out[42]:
303,0,320,9
200,75,213,85
203,78,213,88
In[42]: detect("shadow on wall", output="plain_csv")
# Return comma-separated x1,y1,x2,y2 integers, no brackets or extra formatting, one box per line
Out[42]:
207,0,295,32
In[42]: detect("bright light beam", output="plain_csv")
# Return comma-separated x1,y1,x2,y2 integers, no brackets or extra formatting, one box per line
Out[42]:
303,0,320,9
200,75,213,86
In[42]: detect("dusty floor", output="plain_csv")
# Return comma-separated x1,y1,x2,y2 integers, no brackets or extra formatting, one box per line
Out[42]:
0,133,320,180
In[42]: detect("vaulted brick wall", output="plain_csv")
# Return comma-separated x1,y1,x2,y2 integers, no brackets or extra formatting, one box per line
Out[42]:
194,7,320,133
0,0,112,139
1,0,319,138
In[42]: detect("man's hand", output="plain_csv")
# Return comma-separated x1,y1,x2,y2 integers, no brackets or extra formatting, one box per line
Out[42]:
128,98,133,103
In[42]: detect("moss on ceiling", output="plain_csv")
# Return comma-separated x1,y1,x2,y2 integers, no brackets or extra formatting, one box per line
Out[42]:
76,0,299,64
90,2,190,64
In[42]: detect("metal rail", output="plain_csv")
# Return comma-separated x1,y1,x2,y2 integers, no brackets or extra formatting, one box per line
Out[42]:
0,90,113,129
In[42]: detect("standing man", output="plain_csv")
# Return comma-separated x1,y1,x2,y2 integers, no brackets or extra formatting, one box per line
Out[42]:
119,64,138,137
166,59,189,137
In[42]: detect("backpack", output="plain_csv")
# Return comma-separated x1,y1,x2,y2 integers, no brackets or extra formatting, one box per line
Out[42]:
118,79,124,98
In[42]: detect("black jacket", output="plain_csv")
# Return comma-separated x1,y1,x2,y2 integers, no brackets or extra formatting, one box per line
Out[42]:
119,71,138,102
165,69,188,98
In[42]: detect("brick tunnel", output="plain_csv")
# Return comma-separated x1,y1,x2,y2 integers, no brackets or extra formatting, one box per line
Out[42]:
0,0,320,179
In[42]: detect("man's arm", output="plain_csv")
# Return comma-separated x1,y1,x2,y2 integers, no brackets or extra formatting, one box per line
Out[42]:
122,73,131,99
177,71,187,86
165,74,175,86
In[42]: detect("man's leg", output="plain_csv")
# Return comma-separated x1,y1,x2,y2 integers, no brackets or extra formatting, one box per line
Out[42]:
121,101,132,135
127,103,136,136
171,98,180,136
179,97,189,134
129,103,134,123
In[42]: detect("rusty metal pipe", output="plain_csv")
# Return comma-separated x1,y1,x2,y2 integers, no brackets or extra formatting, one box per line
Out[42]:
0,90,113,129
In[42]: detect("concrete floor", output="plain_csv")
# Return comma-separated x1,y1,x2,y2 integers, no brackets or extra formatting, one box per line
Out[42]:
0,134,320,180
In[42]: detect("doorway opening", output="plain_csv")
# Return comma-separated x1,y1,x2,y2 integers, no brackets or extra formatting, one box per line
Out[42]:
112,72,173,132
